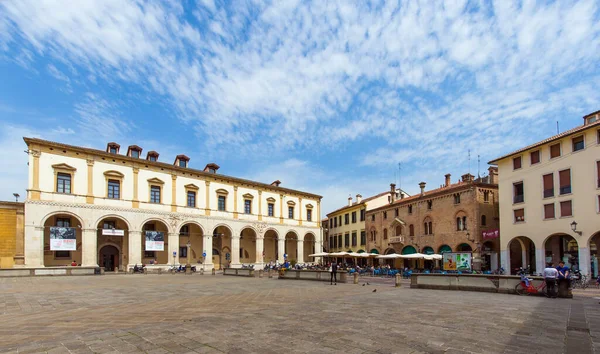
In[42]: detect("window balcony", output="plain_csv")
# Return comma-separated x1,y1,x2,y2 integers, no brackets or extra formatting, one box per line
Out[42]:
389,236,404,244
543,189,554,198
513,195,524,204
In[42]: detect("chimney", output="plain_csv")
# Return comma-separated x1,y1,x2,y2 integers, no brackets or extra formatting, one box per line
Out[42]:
390,183,396,203
461,173,474,183
445,174,451,187
356,194,362,203
270,180,281,187
419,182,426,196
348,195,353,206
204,163,220,174
488,166,498,184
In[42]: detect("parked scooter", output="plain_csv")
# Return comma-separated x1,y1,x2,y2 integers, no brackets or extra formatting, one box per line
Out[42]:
132,264,145,274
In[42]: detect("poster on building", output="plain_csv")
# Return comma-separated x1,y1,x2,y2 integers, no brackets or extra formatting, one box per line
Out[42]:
145,231,164,251
443,252,472,271
102,229,125,236
50,227,77,251
482,229,499,239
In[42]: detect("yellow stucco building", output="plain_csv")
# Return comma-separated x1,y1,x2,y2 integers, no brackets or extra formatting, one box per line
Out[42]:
490,110,600,276
0,202,24,268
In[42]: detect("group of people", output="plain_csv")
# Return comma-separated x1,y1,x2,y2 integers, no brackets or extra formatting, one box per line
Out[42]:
542,261,571,298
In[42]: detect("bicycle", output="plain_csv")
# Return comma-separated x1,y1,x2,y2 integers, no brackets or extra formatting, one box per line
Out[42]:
572,274,588,289
515,273,554,297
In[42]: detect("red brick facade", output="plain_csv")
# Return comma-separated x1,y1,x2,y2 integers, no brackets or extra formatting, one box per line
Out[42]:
365,170,500,270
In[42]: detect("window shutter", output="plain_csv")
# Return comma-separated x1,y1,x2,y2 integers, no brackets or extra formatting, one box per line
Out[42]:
543,174,553,190
550,144,561,158
544,204,555,219
560,201,572,217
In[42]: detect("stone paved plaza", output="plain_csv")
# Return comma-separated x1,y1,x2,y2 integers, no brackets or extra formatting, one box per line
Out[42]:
0,274,599,354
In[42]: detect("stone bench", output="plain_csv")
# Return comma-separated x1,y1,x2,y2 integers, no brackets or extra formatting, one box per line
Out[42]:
278,269,348,283
410,273,572,298
223,268,255,277
0,267,99,277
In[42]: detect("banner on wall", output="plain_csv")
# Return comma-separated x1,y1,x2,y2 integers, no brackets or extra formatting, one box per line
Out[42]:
50,227,77,251
145,231,164,251
102,229,125,236
443,252,472,271
482,229,499,239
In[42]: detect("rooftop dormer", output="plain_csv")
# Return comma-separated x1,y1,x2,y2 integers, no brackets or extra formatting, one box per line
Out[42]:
583,110,600,125
203,163,219,173
271,180,281,187
146,151,159,162
127,145,143,158
175,154,190,168
106,142,120,154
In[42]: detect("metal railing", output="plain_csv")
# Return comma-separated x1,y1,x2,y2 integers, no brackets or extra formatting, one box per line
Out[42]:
543,189,554,198
513,195,524,204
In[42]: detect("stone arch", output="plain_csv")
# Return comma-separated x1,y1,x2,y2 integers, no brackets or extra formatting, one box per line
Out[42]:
384,248,396,255
176,220,206,235
98,243,121,271
212,225,233,269
139,217,172,234
285,230,299,261
239,226,257,264
588,231,600,277
40,210,85,228
93,214,132,231
263,228,279,263
507,236,536,275
303,232,316,262
543,233,579,268
179,222,204,265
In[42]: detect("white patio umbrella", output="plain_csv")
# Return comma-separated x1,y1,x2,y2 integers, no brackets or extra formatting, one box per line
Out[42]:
399,253,426,259
423,254,443,260
308,252,330,257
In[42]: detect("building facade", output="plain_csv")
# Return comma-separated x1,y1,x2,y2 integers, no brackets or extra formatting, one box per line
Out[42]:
365,171,500,271
326,186,407,254
23,138,322,270
490,110,600,276
0,201,24,268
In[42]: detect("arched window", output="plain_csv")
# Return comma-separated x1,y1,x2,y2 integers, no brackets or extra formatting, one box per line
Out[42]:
481,215,487,226
462,216,467,230
423,222,428,235
455,211,467,231
409,224,414,236
456,217,462,231
423,217,433,235
383,229,388,240
428,221,433,234
395,225,402,236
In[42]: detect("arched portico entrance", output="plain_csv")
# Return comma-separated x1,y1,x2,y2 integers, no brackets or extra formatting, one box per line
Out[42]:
43,213,83,266
96,216,129,271
141,220,170,265
401,245,417,269
589,231,600,277
422,246,435,270
179,223,204,266
99,245,119,271
508,236,536,274
263,229,279,263
481,240,499,272
212,225,232,269
304,233,316,263
285,231,298,262
544,233,578,268
456,243,472,252
239,227,257,265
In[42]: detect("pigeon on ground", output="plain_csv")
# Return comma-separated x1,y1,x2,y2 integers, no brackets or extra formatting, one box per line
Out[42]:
372,289,377,293
362,284,365,286
366,282,370,285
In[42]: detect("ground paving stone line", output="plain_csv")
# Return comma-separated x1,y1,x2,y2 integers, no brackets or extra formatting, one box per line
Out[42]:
1,275,599,353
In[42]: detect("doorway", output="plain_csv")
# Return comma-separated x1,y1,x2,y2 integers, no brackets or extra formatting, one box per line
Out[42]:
100,245,119,271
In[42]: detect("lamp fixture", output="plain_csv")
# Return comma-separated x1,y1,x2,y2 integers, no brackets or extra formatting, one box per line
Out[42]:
571,221,582,236
13,193,19,202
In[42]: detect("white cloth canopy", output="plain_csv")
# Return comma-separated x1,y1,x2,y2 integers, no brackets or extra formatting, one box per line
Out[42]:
376,254,402,259
423,254,443,260
308,252,330,257
329,251,350,256
399,253,426,259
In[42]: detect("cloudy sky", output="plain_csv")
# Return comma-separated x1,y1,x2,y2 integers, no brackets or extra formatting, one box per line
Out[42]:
1,0,599,215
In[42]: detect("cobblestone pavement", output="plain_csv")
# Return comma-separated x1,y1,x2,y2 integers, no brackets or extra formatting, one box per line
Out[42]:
0,274,598,353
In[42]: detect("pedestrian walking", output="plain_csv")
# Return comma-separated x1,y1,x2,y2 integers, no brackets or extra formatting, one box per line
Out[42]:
543,262,558,298
330,261,338,285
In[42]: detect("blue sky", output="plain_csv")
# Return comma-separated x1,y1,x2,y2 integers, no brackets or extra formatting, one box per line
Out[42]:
1,0,599,215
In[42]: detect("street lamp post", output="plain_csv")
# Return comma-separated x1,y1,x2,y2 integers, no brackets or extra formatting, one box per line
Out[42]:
186,239,191,272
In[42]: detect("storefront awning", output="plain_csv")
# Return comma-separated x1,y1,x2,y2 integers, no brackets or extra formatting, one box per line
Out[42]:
401,246,417,255
439,245,452,254
422,246,434,255
369,249,379,254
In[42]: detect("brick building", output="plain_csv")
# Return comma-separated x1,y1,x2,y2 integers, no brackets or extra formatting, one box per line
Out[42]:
0,201,24,268
365,168,500,271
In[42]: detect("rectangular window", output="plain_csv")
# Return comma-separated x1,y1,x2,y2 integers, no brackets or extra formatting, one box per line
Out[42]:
572,136,584,152
360,209,365,221
559,169,571,195
179,246,187,258
351,211,356,223
560,200,573,217
513,156,522,170
484,191,489,202
408,205,413,214
109,147,117,154
244,200,252,214
268,203,274,217
307,209,312,222
344,233,350,248
530,150,540,165
427,201,432,210
179,160,187,168
218,196,226,211
131,150,139,158
597,161,600,188
371,214,375,221
598,130,600,144
383,211,387,219
150,186,161,203
288,206,294,219
513,182,524,203
107,179,120,199
144,251,155,258
351,232,357,247
360,231,366,246
544,203,555,219
333,217,337,228
338,235,342,248
514,208,525,223
187,191,196,207
149,156,157,162
103,220,116,229
56,218,70,227
338,216,342,226
345,213,349,225
550,143,561,159
395,208,399,217
329,236,334,250
55,251,70,258
543,174,554,198
57,173,71,194
454,194,460,204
